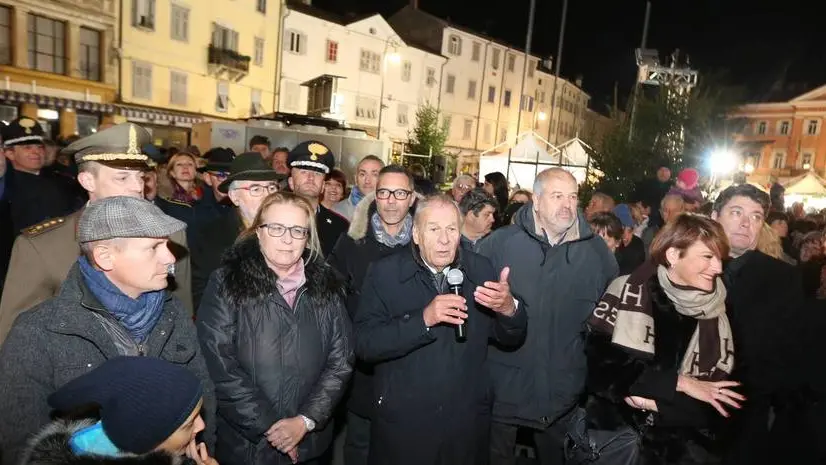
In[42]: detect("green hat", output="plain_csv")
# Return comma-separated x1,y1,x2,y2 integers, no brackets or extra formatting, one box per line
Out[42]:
63,123,152,170
218,152,284,193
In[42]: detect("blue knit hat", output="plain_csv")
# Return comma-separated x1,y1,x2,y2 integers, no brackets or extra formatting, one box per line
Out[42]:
48,357,203,454
612,204,635,229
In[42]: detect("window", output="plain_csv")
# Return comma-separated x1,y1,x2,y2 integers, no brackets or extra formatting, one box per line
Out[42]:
170,70,187,105
446,74,456,94
772,152,785,169
520,95,534,112
287,30,305,54
443,116,452,135
491,49,500,70
500,127,507,143
216,81,229,112
76,113,99,137
539,90,546,104
256,0,267,14
132,0,156,29
463,119,473,140
27,15,66,74
483,122,491,143
170,4,188,41
779,121,790,135
397,103,409,126
487,86,496,104
131,61,152,99
757,121,766,135
808,120,819,135
359,49,380,74
401,61,411,82
528,60,535,78
355,96,377,120
326,40,338,63
426,67,436,87
78,27,100,81
802,152,814,169
284,81,300,110
448,34,462,55
507,54,515,72
253,37,264,66
467,80,477,100
251,89,264,116
212,24,239,51
0,6,10,65
471,42,481,62
503,89,512,107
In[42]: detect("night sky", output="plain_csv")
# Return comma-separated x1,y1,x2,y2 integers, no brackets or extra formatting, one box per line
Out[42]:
313,0,825,111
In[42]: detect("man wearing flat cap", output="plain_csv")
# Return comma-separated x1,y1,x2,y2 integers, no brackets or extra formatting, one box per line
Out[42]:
0,123,194,344
1,116,81,233
288,140,349,257
191,151,283,309
0,196,215,465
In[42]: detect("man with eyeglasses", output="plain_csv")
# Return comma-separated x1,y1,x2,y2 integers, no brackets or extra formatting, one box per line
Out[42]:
328,165,418,465
190,152,285,310
196,147,235,219
451,174,476,203
287,140,349,257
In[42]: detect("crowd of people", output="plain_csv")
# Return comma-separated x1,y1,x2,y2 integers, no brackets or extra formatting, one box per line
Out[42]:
0,114,824,465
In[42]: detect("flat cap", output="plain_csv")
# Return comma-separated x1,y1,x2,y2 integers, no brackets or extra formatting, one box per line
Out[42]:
288,140,335,174
78,196,186,243
64,123,152,170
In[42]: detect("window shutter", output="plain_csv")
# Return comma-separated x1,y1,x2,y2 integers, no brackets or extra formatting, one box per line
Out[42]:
131,0,138,26
299,34,307,55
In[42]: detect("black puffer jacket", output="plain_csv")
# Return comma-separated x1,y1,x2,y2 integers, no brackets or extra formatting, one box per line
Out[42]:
196,237,354,465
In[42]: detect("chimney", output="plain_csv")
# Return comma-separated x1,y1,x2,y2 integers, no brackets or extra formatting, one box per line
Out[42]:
575,75,583,88
410,0,418,8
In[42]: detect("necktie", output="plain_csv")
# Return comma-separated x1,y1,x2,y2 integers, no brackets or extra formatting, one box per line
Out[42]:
434,271,447,293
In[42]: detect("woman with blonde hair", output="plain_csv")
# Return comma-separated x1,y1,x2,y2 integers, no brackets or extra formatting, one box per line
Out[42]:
197,192,353,465
757,222,795,265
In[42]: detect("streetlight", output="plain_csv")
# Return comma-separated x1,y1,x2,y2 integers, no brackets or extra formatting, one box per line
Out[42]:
533,110,547,130
709,148,736,175
377,36,401,142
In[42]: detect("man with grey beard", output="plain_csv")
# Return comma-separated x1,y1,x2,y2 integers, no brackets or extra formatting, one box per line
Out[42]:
190,152,284,309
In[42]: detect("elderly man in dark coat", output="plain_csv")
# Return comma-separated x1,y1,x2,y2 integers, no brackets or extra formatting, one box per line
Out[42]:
354,194,527,465
0,196,215,465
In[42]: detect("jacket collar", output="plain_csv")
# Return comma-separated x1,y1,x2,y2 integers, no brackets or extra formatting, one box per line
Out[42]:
400,243,477,284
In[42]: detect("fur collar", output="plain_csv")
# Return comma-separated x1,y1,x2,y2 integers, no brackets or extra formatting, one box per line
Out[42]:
220,236,345,310
347,191,377,241
20,420,184,465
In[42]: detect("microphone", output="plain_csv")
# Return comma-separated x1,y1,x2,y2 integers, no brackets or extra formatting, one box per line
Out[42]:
446,269,466,341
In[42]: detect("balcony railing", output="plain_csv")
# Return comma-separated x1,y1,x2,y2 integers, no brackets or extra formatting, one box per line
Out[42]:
208,45,251,77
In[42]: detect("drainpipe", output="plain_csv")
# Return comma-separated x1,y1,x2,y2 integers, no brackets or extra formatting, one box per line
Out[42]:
491,45,507,149
472,41,490,152
117,0,124,104
272,0,289,114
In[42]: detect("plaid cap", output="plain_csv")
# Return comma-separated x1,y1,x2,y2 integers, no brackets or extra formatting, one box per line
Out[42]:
78,196,186,243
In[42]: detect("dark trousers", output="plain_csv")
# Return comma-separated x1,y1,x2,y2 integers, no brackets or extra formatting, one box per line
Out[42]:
489,415,571,465
344,411,370,465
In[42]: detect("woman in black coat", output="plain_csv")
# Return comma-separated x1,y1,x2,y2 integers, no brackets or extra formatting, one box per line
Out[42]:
585,214,745,464
197,192,353,465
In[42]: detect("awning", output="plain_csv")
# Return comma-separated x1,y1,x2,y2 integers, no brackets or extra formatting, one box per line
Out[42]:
301,74,346,87
783,171,826,196
0,90,114,113
115,104,203,127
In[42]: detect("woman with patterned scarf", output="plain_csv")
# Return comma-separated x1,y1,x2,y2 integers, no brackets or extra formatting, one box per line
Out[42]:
584,214,745,464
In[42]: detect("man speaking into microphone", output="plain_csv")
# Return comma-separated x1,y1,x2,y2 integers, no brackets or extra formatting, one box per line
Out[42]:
354,194,527,465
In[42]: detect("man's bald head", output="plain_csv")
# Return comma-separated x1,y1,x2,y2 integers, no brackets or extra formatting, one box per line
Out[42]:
533,168,576,196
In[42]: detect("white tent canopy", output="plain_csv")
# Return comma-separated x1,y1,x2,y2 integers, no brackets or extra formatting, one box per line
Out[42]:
783,171,826,196
478,133,591,189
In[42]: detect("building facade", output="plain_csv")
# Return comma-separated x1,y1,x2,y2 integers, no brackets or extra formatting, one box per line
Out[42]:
388,4,589,173
731,85,826,185
118,0,282,147
0,0,117,139
277,1,444,157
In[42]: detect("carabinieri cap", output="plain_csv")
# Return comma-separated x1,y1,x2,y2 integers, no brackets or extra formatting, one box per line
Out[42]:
2,116,45,147
63,122,152,170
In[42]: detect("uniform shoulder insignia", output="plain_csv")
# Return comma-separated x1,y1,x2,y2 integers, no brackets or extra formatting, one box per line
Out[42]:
23,216,68,237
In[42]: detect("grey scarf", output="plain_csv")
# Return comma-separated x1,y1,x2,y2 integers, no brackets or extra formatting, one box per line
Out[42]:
371,212,413,247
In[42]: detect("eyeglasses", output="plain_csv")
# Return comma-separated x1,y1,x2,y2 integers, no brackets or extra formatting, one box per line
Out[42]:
455,184,473,192
232,183,278,197
376,188,413,200
210,171,229,180
258,222,310,240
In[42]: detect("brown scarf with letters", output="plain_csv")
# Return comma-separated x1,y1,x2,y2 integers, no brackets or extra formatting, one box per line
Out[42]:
588,260,734,381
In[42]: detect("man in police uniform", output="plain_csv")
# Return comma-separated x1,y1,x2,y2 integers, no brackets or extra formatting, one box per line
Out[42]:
0,123,193,344
1,116,81,233
287,140,349,257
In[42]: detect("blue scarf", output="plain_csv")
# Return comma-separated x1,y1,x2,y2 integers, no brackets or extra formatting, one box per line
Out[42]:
78,257,166,343
349,185,365,206
371,212,413,247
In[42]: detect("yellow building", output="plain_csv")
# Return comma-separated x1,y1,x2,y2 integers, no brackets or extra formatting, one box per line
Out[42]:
0,0,118,139
118,0,281,147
